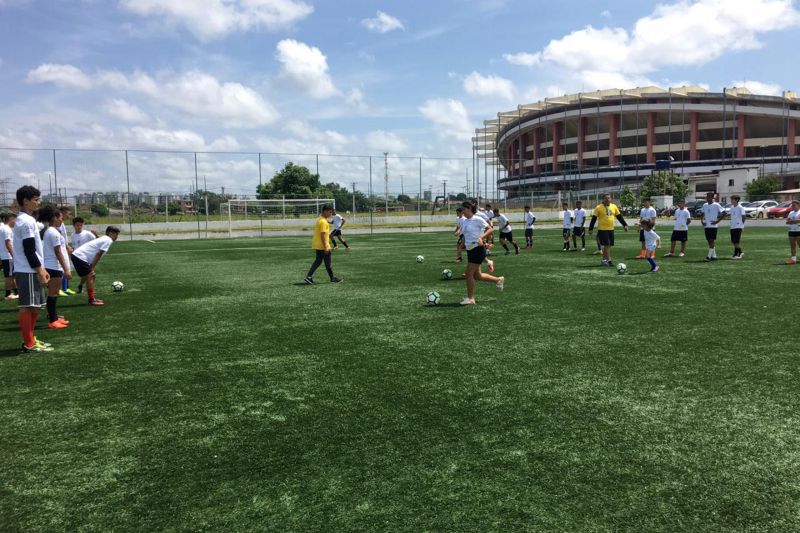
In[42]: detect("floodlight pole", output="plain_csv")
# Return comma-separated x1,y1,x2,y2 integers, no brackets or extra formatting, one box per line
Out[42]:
419,157,422,232
125,150,133,241
52,149,59,206
194,152,201,239
383,152,389,220
369,156,373,235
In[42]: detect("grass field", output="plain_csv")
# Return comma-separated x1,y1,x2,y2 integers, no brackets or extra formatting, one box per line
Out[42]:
1,227,799,532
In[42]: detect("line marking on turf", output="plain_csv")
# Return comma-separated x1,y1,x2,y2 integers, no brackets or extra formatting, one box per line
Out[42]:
109,243,457,256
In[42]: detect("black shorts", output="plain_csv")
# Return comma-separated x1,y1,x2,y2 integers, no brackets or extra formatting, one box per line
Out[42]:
562,228,571,238
639,229,645,243
14,272,44,308
71,254,93,278
704,228,718,241
730,228,743,244
525,228,533,237
46,268,63,279
466,246,487,265
671,230,688,243
597,230,615,246
790,231,800,238
500,231,512,241
573,227,585,237
331,229,342,237
1,259,11,278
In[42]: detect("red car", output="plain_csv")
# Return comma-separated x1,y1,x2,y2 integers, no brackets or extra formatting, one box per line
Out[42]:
768,201,794,218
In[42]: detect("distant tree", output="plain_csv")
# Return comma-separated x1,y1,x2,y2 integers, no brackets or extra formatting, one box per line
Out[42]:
193,189,229,215
456,193,467,201
640,171,689,200
396,194,412,204
746,174,781,201
91,203,109,217
257,162,323,198
619,186,635,208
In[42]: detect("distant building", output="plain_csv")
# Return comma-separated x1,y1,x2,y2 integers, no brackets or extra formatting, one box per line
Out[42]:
423,190,432,201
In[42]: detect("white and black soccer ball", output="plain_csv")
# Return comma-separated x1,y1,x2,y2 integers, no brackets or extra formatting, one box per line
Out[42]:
426,291,441,306
441,269,453,280
112,280,125,292
616,263,627,275
416,255,425,263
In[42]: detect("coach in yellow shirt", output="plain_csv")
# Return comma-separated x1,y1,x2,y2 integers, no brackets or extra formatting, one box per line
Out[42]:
304,205,342,284
588,194,629,266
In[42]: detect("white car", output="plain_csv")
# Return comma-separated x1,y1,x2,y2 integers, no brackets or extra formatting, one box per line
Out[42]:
744,200,778,218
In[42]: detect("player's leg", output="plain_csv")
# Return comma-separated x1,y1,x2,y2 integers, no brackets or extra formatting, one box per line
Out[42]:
648,250,659,272
509,233,519,254
322,251,340,282
667,234,677,256
788,235,798,263
464,263,478,302
16,272,47,351
306,250,325,282
572,230,577,250
338,233,350,250
580,229,586,250
636,230,647,259
46,270,67,328
501,235,510,255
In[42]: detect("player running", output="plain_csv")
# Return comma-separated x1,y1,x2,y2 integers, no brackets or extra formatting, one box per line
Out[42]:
635,198,657,259
471,201,495,272
329,210,350,251
665,199,691,257
493,207,519,255
459,202,504,306
572,200,587,251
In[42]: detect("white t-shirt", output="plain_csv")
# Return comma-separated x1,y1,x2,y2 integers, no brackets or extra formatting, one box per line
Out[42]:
474,210,491,225
643,229,660,251
71,230,95,250
0,223,11,261
702,202,724,228
12,212,43,274
497,214,512,233
331,214,344,230
43,227,66,271
562,210,573,229
640,206,657,224
485,210,494,220
573,208,587,227
673,208,691,231
72,235,113,264
461,217,489,251
788,210,800,232
729,205,746,229
524,212,535,229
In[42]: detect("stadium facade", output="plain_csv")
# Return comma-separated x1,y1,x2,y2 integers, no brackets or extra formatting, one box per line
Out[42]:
474,86,800,200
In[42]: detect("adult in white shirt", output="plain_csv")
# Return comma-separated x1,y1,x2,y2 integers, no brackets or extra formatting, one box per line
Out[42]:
459,202,504,306
572,200,587,251
523,205,536,249
494,207,519,256
786,199,800,264
728,195,747,259
701,192,726,261
1,212,19,300
328,210,350,251
665,199,691,257
561,203,573,252
636,198,658,259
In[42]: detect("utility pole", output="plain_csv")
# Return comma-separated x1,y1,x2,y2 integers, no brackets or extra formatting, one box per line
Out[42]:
400,175,404,196
465,168,469,198
383,152,389,216
352,182,357,214
442,178,448,216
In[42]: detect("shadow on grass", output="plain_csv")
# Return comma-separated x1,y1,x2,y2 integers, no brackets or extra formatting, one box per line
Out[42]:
577,264,614,269
0,348,27,358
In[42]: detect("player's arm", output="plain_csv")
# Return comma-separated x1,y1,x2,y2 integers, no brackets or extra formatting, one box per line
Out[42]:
4,238,12,257
588,215,598,233
479,226,493,245
55,245,71,280
322,230,331,253
615,213,629,231
22,237,48,285
715,209,726,225
340,217,346,228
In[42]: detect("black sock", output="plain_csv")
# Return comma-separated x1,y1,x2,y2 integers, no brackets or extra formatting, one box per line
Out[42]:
4,289,10,297
514,243,519,252
503,243,509,252
343,241,349,249
12,288,18,295
46,296,58,323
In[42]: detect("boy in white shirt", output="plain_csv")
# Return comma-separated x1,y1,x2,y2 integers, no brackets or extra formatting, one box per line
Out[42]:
483,204,495,248
523,205,536,249
329,210,350,251
729,195,746,259
38,206,71,329
636,198,658,259
71,217,97,293
641,220,661,273
701,192,725,262
1,212,19,300
665,199,691,257
454,207,465,262
459,201,504,306
494,207,519,256
786,200,800,264
70,226,120,306
572,200,587,251
561,202,573,252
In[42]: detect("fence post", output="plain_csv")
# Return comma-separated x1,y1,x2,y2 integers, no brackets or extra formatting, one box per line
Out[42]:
369,156,373,235
282,194,286,226
52,149,59,206
419,157,422,232
227,201,232,238
125,150,133,241
194,152,201,239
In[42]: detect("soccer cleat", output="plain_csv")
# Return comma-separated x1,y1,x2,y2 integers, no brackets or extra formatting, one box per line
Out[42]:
22,343,53,353
4,294,19,300
592,250,602,255
459,297,476,306
304,277,314,285
487,259,494,273
703,257,712,262
663,252,674,257
88,299,105,306
77,285,83,294
496,276,505,291
635,253,646,259
65,289,76,295
34,338,51,348
786,259,797,265
58,290,68,297
48,321,68,329
455,258,462,263
679,252,685,257
732,254,743,260
504,251,510,256
57,316,70,325
581,248,586,252
330,277,343,283
515,249,520,255
650,266,660,273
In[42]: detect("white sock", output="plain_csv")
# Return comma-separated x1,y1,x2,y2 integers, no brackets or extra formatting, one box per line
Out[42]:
712,248,717,258
708,248,713,258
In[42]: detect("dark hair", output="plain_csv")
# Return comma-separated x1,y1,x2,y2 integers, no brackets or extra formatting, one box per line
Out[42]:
16,185,40,207
59,206,71,214
641,219,654,230
37,205,60,224
643,197,652,202
461,201,472,210
73,216,85,224
731,195,740,200
524,205,530,209
494,207,501,214
1,212,14,222
484,204,491,209
456,207,463,213
106,226,121,235
320,205,333,213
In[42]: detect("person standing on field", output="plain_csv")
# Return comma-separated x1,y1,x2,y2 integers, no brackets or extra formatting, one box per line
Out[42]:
588,194,629,266
635,198,657,259
786,200,800,264
572,200,587,251
729,195,746,259
304,205,342,285
701,192,725,262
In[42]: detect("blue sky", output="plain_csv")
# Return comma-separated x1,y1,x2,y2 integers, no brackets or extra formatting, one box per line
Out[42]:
1,0,798,195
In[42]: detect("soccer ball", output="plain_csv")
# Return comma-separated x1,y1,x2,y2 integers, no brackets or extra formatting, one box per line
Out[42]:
441,269,453,280
112,281,125,292
426,291,441,305
416,255,425,263
616,263,627,275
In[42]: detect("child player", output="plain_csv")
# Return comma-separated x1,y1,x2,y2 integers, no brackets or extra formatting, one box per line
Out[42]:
70,216,97,293
641,219,661,273
701,192,725,262
329,209,350,251
572,200,587,251
665,199,691,257
471,201,494,272
39,206,71,329
454,207,465,262
561,202,573,251
12,185,52,353
494,207,519,255
729,195,746,259
786,199,800,265
70,226,121,305
523,205,536,249
1,212,18,300
635,198,657,259
58,206,75,295
459,201,504,306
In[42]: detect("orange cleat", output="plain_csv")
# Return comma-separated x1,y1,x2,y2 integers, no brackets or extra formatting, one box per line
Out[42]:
57,318,70,325
787,259,797,265
89,299,105,306
48,321,68,329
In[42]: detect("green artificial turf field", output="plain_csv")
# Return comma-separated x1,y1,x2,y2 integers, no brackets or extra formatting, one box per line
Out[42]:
1,227,799,532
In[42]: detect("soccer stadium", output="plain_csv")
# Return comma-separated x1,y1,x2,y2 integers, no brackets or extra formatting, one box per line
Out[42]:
477,86,800,199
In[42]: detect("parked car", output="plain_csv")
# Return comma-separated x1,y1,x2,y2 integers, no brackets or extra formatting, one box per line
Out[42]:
767,201,794,219
684,200,705,217
744,200,779,218
723,201,750,215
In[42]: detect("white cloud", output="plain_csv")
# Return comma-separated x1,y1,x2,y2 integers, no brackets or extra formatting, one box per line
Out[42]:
502,52,541,67
345,88,365,108
361,11,404,33
365,130,408,153
27,64,279,128
119,0,314,40
275,39,340,99
103,98,150,123
26,63,92,89
419,98,473,141
505,0,800,90
730,80,782,96
463,71,515,101
600,9,611,18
